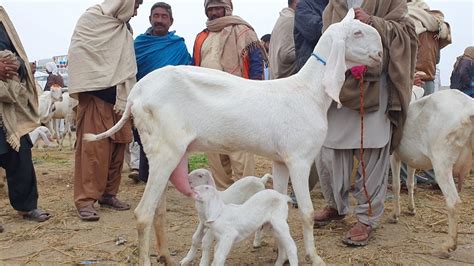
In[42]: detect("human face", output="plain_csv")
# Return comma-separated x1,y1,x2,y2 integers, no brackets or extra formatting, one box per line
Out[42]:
149,7,173,36
206,6,226,20
133,0,143,17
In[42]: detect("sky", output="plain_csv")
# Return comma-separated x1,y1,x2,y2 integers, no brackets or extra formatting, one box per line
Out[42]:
1,0,473,85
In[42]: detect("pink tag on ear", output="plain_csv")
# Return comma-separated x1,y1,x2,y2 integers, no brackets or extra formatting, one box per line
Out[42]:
350,65,367,80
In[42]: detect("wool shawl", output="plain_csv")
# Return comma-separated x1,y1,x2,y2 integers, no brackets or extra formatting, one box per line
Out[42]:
0,7,39,151
134,30,191,80
67,0,137,113
204,15,266,77
323,0,417,151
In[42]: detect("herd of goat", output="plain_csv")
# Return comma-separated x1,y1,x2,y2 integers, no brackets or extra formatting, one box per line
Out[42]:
83,10,473,266
1,10,472,266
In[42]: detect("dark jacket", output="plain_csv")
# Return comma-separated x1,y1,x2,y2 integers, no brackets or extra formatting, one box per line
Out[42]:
450,57,474,97
294,0,329,71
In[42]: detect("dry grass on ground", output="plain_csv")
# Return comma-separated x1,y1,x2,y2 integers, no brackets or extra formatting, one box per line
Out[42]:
0,141,473,265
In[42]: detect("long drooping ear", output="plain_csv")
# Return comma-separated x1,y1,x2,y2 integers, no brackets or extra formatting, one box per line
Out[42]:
204,191,223,223
322,38,347,106
206,171,217,188
342,8,355,23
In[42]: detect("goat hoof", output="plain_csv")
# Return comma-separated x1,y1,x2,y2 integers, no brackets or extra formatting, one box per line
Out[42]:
407,209,416,216
387,215,399,224
431,249,451,259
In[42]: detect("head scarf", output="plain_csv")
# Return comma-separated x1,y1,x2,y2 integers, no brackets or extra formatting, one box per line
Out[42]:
45,61,59,75
204,0,233,16
464,46,474,61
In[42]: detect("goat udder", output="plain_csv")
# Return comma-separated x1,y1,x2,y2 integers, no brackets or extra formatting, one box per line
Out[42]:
169,156,195,197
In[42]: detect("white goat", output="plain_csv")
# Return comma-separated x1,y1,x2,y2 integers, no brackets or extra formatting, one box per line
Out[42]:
38,87,63,125
181,169,272,265
28,126,57,148
390,89,474,258
84,9,382,266
193,185,297,266
51,91,78,150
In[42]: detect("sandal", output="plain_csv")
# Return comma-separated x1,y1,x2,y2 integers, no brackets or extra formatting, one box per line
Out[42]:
21,209,51,222
78,205,100,221
98,196,130,211
342,222,372,246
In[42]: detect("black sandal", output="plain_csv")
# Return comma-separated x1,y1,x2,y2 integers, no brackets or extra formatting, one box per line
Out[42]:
21,209,51,222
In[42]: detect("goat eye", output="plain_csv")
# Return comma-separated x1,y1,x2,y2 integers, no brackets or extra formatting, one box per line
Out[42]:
354,30,363,38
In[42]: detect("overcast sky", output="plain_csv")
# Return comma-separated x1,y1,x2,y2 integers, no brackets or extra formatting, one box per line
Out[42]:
2,0,473,85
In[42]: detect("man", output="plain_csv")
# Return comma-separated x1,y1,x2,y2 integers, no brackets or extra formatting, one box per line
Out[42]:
29,62,43,96
193,0,265,188
407,0,451,96
260,34,271,80
451,46,474,97
68,0,143,221
269,0,298,79
44,61,64,91
293,0,329,72
314,0,417,246
133,2,191,182
0,6,51,232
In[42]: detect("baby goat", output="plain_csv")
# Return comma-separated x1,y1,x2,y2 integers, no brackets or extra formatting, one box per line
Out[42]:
180,169,271,265
193,185,297,266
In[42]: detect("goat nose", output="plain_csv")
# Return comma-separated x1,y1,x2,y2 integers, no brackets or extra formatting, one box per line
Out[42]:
377,51,383,58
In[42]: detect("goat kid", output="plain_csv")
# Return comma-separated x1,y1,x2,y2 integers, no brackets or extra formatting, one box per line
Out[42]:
180,169,272,265
193,185,297,266
390,89,474,258
83,9,382,266
28,126,57,148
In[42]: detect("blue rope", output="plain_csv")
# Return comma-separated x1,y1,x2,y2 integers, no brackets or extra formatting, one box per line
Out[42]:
311,53,327,66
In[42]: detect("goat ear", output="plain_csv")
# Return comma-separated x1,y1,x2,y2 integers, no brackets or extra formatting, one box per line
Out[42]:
207,173,217,188
342,8,355,23
322,39,347,106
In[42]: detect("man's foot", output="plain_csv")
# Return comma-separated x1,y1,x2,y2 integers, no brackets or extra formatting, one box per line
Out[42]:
98,196,130,211
342,221,372,246
314,206,345,226
77,205,100,221
128,169,140,183
20,209,51,222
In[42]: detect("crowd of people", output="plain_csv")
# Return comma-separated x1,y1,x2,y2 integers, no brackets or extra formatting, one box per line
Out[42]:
1,0,473,251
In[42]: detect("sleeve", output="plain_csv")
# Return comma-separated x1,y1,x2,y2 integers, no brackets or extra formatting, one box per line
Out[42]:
248,48,264,80
294,0,325,43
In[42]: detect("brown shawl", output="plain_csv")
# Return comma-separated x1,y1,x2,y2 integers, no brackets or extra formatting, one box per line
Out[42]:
0,7,39,151
323,0,417,151
206,15,266,77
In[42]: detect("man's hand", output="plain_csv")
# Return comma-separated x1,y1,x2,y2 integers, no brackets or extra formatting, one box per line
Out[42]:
0,59,20,81
413,71,426,87
354,7,371,25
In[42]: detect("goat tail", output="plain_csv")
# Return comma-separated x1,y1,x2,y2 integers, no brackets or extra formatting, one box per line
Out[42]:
83,101,133,142
260,173,273,185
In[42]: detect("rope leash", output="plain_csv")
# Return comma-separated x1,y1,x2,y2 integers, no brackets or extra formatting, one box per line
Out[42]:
352,66,373,218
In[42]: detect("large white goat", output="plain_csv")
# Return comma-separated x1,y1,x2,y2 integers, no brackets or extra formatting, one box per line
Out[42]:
181,169,272,265
193,185,297,266
390,89,474,257
38,87,63,125
84,9,382,265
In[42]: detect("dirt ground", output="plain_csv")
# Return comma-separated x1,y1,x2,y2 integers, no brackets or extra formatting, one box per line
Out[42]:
0,139,473,265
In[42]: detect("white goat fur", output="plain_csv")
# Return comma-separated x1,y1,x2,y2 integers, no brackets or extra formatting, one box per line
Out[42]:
181,169,272,265
28,126,56,148
390,89,474,257
51,91,78,150
193,185,297,266
38,87,63,125
83,10,382,266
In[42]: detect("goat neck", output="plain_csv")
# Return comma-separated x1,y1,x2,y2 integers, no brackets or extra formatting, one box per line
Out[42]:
295,35,335,113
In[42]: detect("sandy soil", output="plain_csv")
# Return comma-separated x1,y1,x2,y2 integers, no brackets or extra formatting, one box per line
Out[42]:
0,142,473,265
